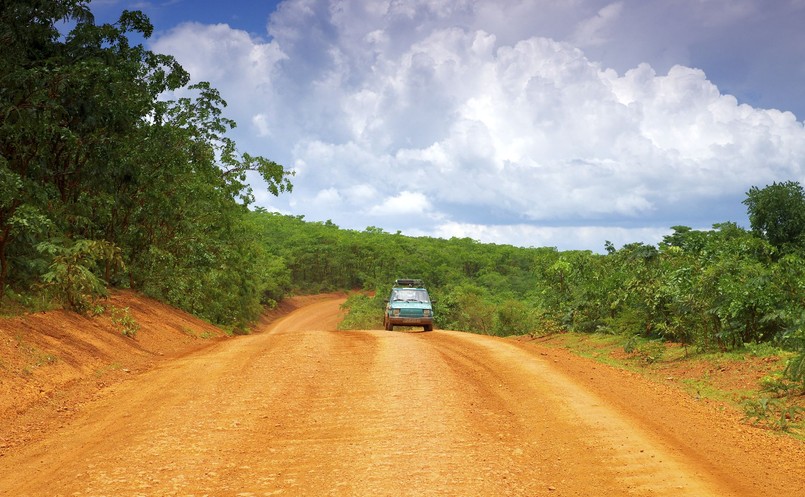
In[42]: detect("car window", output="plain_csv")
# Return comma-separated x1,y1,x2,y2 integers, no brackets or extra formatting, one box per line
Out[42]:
391,289,429,302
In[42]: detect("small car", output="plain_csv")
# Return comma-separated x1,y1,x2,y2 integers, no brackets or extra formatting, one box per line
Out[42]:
384,279,434,332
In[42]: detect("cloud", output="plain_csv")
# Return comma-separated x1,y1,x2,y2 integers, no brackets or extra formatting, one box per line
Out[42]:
368,191,433,216
412,221,673,252
151,22,287,136
147,0,805,251
571,2,624,48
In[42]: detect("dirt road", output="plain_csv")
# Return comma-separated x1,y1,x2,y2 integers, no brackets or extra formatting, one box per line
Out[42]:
1,297,802,496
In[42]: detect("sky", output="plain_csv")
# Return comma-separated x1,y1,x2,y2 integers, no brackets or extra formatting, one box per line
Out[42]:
89,0,805,252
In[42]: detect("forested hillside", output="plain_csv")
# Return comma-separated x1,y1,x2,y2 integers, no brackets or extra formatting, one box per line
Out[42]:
1,2,803,387
245,191,804,389
249,193,804,349
1,1,291,329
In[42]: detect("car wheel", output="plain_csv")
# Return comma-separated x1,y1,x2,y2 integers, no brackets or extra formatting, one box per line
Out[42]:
384,318,393,331
424,324,433,332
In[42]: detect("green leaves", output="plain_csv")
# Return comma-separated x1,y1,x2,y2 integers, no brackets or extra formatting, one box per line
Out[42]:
37,239,123,313
0,2,291,326
162,83,293,206
523,217,804,352
744,181,805,253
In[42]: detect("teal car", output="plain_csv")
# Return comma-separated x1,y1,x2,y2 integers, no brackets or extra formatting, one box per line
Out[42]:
384,279,434,331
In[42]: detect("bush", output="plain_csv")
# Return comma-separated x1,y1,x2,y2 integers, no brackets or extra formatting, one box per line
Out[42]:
494,299,536,336
624,336,666,364
743,397,803,432
37,240,123,313
338,293,383,330
109,306,140,337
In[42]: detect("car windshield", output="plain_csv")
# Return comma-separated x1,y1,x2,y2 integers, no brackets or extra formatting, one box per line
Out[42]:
391,289,429,303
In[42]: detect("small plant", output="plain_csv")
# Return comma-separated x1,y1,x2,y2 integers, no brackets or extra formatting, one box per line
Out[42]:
624,336,666,364
785,352,805,386
37,240,124,313
743,397,804,432
760,372,802,397
89,304,106,317
109,306,140,337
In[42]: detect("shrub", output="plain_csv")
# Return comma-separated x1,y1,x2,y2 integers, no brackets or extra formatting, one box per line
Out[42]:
109,306,140,337
37,240,123,313
338,293,383,330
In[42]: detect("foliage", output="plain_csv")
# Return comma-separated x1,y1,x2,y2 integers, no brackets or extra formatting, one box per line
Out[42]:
743,397,803,433
0,2,291,325
37,239,123,313
494,299,537,336
743,181,805,253
623,336,666,364
338,293,384,330
109,306,140,337
759,372,803,397
272,182,803,360
780,311,805,388
431,284,493,334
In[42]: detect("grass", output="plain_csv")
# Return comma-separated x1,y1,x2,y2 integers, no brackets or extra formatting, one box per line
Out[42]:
538,331,804,436
182,326,216,339
536,332,633,369
0,290,58,317
13,333,59,375
678,376,755,404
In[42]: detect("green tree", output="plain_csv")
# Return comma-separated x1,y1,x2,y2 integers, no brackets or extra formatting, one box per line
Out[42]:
494,299,536,336
743,181,805,253
1,2,292,327
0,1,188,296
436,284,495,334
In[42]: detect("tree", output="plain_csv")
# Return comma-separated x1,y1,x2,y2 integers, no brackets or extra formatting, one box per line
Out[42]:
743,181,805,253
0,1,188,296
0,2,293,327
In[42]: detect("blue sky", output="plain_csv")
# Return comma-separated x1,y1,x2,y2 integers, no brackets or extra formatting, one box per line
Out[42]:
89,0,805,251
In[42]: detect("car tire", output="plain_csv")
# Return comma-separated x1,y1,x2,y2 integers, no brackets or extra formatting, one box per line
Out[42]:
424,324,433,332
384,318,393,331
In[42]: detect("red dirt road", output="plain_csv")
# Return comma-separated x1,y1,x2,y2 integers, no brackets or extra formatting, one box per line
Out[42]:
1,297,803,496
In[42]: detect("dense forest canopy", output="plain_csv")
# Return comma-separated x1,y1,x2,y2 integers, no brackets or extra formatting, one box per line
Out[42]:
1,0,291,328
1,3,804,387
250,197,804,350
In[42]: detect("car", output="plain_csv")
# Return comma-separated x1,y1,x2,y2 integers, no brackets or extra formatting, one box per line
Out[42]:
384,279,434,332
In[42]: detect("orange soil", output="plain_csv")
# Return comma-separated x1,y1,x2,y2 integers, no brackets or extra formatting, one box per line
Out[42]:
0,292,802,496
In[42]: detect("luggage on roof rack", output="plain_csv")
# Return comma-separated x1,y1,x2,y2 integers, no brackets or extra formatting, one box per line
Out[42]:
394,278,424,287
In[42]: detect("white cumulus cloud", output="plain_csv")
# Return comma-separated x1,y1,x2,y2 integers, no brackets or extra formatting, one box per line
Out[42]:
368,191,434,217
148,0,805,251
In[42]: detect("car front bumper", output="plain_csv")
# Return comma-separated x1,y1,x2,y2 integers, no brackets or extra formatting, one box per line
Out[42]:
387,317,433,327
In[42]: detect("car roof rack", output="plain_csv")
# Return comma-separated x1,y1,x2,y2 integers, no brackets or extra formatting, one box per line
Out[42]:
394,278,424,287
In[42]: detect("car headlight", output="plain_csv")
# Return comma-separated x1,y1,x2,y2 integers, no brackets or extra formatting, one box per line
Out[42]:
423,309,431,317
